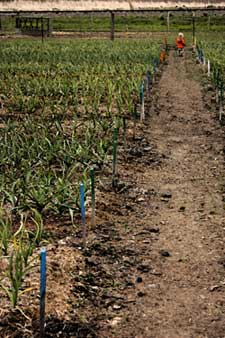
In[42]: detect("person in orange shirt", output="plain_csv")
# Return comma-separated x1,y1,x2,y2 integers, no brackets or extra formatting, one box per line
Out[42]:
176,32,185,57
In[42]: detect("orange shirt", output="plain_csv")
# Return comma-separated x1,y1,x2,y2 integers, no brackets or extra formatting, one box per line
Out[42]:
160,50,166,63
176,37,185,49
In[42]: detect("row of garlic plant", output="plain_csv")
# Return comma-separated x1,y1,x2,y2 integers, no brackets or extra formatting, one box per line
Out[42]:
0,209,43,308
0,39,160,117
0,39,161,219
197,41,225,117
0,115,114,309
0,117,114,215
0,38,161,308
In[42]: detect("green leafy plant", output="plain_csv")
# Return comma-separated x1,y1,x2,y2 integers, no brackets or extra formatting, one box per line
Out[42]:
0,216,38,308
0,208,12,256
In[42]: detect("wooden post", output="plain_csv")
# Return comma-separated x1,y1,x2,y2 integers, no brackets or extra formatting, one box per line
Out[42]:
41,17,44,43
208,14,211,30
192,12,196,46
30,18,33,31
47,18,52,36
15,16,19,29
36,18,39,31
24,18,27,30
47,18,49,36
167,11,170,33
110,12,115,41
0,16,2,31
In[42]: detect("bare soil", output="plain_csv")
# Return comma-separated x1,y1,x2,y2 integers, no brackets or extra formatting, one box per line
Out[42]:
101,51,225,338
1,50,225,338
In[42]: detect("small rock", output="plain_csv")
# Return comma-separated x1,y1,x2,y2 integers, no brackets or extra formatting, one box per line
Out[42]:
137,264,151,273
137,291,146,297
207,84,213,91
137,197,145,202
112,304,122,310
149,227,160,233
198,209,204,213
110,317,122,327
160,250,171,257
136,276,143,283
85,258,98,267
209,285,221,292
58,239,67,245
148,284,158,288
161,191,172,199
161,198,169,202
179,206,186,212
148,188,156,196
125,280,134,287
150,270,162,276
143,146,152,152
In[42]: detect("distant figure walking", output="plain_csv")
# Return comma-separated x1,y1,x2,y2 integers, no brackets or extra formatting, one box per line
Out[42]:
176,32,185,57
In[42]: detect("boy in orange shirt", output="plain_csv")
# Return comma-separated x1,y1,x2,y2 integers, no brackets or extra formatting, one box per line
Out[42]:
176,32,185,56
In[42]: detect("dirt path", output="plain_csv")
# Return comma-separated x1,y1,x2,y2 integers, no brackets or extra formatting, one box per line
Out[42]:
100,51,225,338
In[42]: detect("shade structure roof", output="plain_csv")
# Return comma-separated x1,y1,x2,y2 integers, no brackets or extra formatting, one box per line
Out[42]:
0,0,224,13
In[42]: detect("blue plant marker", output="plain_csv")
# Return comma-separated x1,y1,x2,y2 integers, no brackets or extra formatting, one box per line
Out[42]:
80,183,85,224
123,116,127,153
140,80,144,103
197,47,204,64
140,80,145,121
40,247,46,338
90,168,95,227
80,183,86,248
153,62,156,75
133,103,137,139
